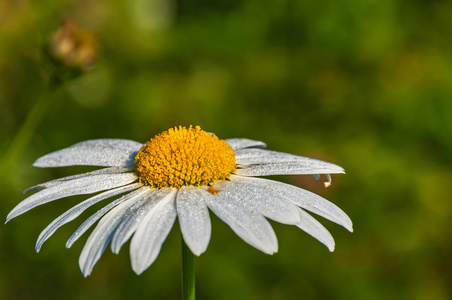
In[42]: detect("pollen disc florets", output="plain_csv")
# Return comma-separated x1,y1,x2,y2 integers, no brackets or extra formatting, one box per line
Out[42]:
134,126,236,188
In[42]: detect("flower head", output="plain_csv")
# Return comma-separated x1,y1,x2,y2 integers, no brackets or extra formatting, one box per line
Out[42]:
135,126,236,188
6,126,352,276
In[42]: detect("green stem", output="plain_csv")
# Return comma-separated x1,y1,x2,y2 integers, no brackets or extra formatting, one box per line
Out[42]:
181,237,195,300
0,87,55,175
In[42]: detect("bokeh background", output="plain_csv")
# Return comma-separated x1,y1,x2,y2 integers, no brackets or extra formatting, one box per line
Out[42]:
1,0,452,299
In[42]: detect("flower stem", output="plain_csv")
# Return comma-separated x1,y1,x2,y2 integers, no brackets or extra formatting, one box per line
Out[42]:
0,87,55,175
181,237,195,300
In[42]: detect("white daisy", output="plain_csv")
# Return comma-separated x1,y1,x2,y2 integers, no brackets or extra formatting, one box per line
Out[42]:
6,126,352,277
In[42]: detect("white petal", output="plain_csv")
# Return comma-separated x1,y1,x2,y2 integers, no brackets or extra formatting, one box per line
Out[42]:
66,187,147,248
6,172,138,223
130,189,177,275
36,183,142,252
235,149,344,173
33,139,143,168
235,161,344,177
231,175,353,232
110,188,173,254
176,187,211,256
203,188,278,254
79,187,152,277
216,179,300,225
224,138,267,150
296,207,335,252
23,167,132,194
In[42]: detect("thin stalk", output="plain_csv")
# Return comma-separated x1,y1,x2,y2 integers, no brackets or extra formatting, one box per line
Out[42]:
181,237,195,300
1,87,55,174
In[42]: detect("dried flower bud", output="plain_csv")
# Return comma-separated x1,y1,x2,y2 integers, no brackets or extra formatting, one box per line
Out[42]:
50,20,98,71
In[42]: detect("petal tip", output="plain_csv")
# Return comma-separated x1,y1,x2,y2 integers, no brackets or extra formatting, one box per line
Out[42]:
331,168,345,174
6,207,26,223
343,220,353,232
184,242,208,257
269,249,278,255
133,269,144,275
5,212,15,224
264,245,278,255
80,260,93,277
32,158,47,168
111,242,123,255
326,239,336,252
191,248,206,257
131,262,147,275
82,271,91,277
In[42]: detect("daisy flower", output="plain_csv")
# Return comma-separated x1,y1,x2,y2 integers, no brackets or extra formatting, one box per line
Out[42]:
6,126,352,277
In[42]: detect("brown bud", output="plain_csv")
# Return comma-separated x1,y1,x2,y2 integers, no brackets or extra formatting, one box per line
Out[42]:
50,20,99,71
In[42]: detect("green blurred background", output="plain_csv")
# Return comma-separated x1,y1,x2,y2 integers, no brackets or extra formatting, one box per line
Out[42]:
1,0,452,299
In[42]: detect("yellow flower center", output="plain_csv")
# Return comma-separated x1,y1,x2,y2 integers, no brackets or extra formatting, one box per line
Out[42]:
134,126,236,189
